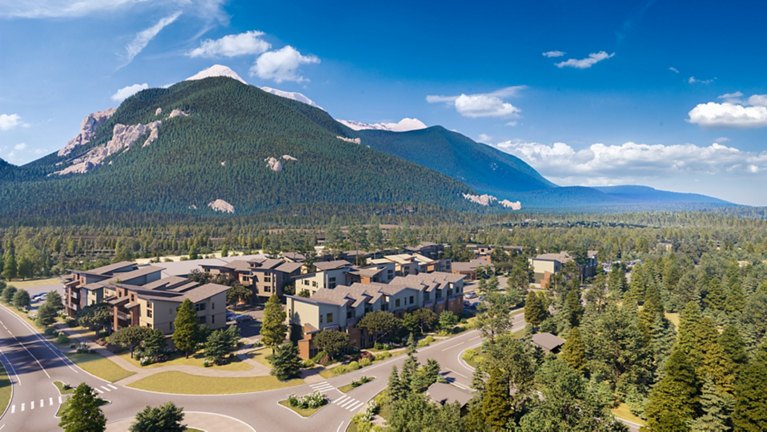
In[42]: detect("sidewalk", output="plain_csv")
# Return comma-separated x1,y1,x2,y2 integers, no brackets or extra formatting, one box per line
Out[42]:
107,411,256,432
55,323,273,386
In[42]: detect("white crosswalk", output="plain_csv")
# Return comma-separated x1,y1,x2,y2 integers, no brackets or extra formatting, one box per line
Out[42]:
6,384,118,416
308,381,336,394
332,394,365,412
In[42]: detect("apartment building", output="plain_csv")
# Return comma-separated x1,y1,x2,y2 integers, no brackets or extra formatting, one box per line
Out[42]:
201,257,303,300
286,272,465,358
62,261,138,317
294,260,353,295
530,251,598,288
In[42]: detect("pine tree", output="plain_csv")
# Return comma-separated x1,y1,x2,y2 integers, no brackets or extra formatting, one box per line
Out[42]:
269,341,302,380
130,402,186,432
644,347,699,432
524,291,547,328
732,350,767,432
388,366,407,401
2,242,16,280
58,383,106,432
172,299,199,358
561,327,586,372
261,294,287,347
563,289,583,327
689,378,729,432
481,369,512,430
719,324,748,370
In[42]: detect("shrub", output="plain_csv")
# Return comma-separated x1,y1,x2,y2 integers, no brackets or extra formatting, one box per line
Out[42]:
359,358,372,367
56,334,70,344
376,351,392,360
417,335,435,348
347,361,360,371
287,392,328,409
351,376,372,388
44,327,58,337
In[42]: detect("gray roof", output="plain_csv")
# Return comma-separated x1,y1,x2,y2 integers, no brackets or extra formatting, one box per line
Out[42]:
534,252,573,264
79,261,135,276
427,382,473,406
532,332,565,352
314,260,352,271
275,262,303,274
451,259,488,273
104,266,163,284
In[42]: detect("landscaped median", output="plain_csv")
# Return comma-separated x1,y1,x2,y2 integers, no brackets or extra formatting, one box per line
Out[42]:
117,350,254,372
0,363,11,416
126,371,302,394
66,351,135,382
278,392,329,417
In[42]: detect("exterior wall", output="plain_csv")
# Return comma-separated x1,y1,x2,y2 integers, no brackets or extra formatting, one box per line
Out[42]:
287,297,322,330
137,292,227,335
251,269,285,298
85,289,103,307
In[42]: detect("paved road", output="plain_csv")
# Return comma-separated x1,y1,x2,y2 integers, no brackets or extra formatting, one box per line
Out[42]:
0,302,494,432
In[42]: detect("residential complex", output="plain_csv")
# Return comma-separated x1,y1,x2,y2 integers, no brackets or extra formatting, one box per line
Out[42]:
529,251,598,289
286,272,465,359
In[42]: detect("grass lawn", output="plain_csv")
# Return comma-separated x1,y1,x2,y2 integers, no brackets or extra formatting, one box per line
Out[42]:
54,380,75,395
665,312,680,330
6,277,61,289
127,371,302,394
67,352,135,382
612,403,646,427
339,377,375,393
248,347,273,368
461,348,482,369
0,363,11,416
278,399,324,417
118,351,254,372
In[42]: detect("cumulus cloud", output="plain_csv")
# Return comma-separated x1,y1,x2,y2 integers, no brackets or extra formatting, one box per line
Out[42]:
688,93,767,127
250,46,320,83
426,86,525,119
111,83,149,102
188,30,271,58
124,11,182,65
495,140,767,183
555,51,614,69
542,50,565,58
0,114,23,131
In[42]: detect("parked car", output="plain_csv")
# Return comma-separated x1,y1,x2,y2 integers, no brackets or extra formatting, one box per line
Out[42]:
226,311,237,321
464,292,478,299
235,314,254,323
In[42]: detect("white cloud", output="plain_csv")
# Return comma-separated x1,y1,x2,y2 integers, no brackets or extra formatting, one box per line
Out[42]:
111,83,149,102
477,133,493,143
688,95,767,127
188,30,271,58
688,76,715,85
747,94,767,107
0,0,225,19
426,86,525,119
555,51,614,69
719,91,744,103
13,143,27,151
669,66,679,74
124,11,182,65
495,140,767,184
250,46,320,83
0,114,23,131
542,50,565,58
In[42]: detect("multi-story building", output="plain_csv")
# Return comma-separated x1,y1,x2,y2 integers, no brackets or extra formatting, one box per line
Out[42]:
201,257,303,300
286,272,465,359
62,261,138,317
294,260,354,296
530,251,598,288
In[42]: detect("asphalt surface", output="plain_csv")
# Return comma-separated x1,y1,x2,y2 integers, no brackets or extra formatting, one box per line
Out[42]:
0,300,502,432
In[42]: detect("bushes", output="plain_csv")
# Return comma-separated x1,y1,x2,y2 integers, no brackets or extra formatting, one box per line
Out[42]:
56,333,70,344
417,335,435,348
287,391,328,409
359,358,372,367
351,376,372,388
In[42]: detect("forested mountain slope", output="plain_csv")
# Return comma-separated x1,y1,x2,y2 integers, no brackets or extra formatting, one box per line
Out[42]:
0,77,479,223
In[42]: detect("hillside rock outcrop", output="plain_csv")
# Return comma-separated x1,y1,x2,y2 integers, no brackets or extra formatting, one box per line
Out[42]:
57,109,116,157
208,199,235,213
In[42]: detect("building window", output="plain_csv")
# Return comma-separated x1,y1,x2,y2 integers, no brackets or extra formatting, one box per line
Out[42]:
212,315,215,324
346,309,353,319
326,313,333,323
424,292,430,302
395,298,401,308
312,281,318,288
212,302,215,310
195,303,206,312
409,296,414,305
146,323,152,328
197,316,206,325
147,309,153,318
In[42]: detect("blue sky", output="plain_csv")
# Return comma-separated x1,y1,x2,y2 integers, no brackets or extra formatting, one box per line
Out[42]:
1,0,766,205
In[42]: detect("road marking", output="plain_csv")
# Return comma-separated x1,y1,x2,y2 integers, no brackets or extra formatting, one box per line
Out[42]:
10,405,14,414
0,318,51,379
451,381,471,391
450,369,468,379
0,306,78,373
95,388,104,394
20,403,24,412
333,395,350,405
441,341,464,352
340,398,358,409
336,421,345,432
58,396,62,404
49,397,53,406
347,401,364,411
107,384,118,390
0,348,19,385
100,386,112,392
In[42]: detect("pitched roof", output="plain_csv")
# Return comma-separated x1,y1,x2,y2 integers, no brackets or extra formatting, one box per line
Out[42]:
427,382,472,406
80,261,135,276
531,332,565,352
275,262,303,274
103,266,163,284
451,259,488,273
534,252,573,263
314,260,352,271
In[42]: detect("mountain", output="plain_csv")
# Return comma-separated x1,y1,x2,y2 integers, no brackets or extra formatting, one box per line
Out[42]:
0,158,18,181
354,126,555,196
0,76,487,223
338,118,427,132
186,64,247,84
259,87,320,108
594,185,730,205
